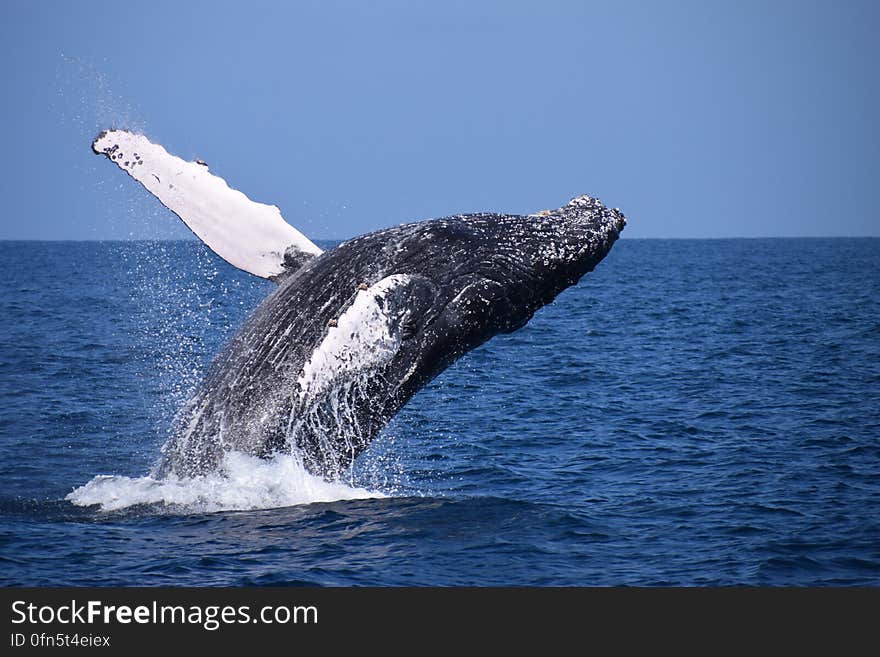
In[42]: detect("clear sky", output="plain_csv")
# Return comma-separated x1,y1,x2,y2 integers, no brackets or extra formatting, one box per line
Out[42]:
1,0,877,240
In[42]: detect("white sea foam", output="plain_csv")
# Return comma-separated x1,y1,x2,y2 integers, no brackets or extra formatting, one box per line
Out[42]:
66,451,383,513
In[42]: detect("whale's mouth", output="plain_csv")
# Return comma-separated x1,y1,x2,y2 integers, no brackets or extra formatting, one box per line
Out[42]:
66,451,384,513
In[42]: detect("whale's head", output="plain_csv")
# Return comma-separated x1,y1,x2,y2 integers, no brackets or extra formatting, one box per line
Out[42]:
484,194,626,315
386,194,626,389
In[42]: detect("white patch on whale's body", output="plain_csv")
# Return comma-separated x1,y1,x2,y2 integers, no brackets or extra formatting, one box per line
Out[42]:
92,129,322,279
284,274,416,476
297,274,412,402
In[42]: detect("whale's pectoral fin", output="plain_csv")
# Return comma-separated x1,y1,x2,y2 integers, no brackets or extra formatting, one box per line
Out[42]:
92,129,323,280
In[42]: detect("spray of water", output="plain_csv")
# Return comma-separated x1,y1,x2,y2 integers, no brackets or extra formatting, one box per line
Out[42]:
61,61,393,512
68,245,392,512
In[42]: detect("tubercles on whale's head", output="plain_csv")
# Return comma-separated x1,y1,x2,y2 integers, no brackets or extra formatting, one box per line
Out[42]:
484,194,626,308
555,194,627,235
419,193,627,360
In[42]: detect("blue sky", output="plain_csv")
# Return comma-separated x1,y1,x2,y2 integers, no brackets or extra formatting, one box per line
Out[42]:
1,0,877,239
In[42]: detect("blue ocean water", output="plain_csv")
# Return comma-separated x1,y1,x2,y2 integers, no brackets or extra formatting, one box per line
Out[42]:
1,238,878,586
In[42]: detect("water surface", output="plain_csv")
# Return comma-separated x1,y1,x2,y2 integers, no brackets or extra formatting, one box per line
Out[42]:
1,238,878,585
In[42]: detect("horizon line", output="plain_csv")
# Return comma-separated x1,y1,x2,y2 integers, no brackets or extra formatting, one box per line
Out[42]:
0,235,878,243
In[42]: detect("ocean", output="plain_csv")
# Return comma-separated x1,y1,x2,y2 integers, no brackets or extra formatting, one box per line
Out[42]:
1,238,878,586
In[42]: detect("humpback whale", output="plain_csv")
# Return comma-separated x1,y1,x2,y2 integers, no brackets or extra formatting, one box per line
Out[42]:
93,130,625,481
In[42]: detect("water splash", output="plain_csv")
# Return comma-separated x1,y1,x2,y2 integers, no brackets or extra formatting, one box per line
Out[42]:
66,451,384,513
55,61,405,510
55,54,145,145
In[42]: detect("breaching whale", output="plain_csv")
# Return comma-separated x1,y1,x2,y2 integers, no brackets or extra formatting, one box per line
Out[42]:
93,130,626,481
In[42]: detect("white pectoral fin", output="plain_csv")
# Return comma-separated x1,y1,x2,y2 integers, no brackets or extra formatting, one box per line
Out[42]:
92,130,323,279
